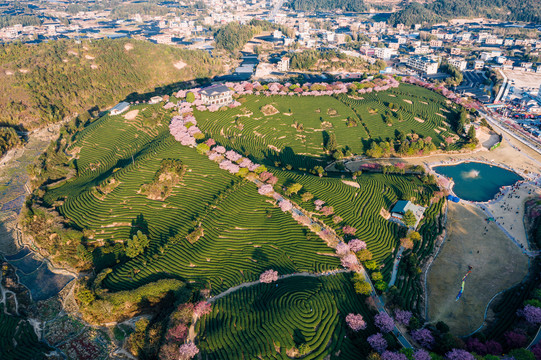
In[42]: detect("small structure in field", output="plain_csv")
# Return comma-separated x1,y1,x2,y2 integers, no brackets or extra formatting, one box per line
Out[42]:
149,96,163,104
200,84,232,106
390,200,426,228
110,102,130,115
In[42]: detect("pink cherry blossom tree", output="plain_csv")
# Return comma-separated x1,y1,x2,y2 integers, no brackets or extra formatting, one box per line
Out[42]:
194,301,212,317
348,239,367,252
178,343,199,360
260,269,279,283
346,313,367,331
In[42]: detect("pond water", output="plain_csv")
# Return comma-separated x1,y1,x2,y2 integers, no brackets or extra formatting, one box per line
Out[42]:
433,162,523,202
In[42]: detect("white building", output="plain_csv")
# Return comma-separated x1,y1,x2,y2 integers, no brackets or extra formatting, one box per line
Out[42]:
200,84,233,106
375,47,394,60
277,56,290,71
407,56,439,75
110,102,130,115
449,57,467,71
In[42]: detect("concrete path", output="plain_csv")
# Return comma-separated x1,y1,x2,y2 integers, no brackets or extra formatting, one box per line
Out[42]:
389,246,405,287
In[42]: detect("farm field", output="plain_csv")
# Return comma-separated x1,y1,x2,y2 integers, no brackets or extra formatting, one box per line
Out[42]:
196,273,377,359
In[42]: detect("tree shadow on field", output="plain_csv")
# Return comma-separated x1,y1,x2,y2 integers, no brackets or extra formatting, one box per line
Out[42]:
293,328,306,346
263,146,325,171
131,214,149,237
252,248,269,264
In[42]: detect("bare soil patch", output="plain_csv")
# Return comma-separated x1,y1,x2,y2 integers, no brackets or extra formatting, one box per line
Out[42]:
427,202,528,336
341,180,360,188
124,43,134,51
261,104,279,116
403,99,413,104
414,117,425,123
124,109,139,120
174,60,187,70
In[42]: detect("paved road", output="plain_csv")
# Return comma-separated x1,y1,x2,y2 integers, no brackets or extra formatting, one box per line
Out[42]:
389,246,404,287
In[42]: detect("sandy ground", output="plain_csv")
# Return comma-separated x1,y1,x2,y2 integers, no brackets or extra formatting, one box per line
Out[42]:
483,182,541,249
123,109,139,120
503,70,541,94
427,202,529,336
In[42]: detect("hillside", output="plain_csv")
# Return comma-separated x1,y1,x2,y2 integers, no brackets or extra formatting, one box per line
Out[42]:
0,39,223,130
389,0,541,26
288,0,367,12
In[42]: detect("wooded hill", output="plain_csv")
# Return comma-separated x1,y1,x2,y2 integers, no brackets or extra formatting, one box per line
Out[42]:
0,39,223,130
389,0,541,26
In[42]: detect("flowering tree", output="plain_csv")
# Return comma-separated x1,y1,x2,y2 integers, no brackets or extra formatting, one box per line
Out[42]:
332,215,343,224
374,312,394,333
348,239,367,252
259,171,272,181
382,351,408,360
413,349,431,360
342,226,357,235
367,333,388,353
321,206,334,216
400,237,414,250
267,175,279,185
279,200,292,212
341,253,359,269
411,329,435,349
225,150,242,162
258,184,274,195
167,323,187,341
519,305,541,325
194,301,212,317
205,138,216,147
445,349,474,360
314,199,325,210
484,340,502,355
178,343,199,360
394,309,412,326
531,342,541,360
260,269,279,283
214,145,226,154
504,330,528,348
335,242,350,256
346,313,367,331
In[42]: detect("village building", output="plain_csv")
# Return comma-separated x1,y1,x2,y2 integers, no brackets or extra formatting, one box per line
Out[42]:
200,84,233,106
110,102,130,115
391,200,426,227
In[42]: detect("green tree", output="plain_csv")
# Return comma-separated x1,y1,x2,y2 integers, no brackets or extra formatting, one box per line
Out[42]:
286,183,303,195
467,125,477,144
403,210,417,227
186,92,195,103
325,132,337,152
354,280,372,295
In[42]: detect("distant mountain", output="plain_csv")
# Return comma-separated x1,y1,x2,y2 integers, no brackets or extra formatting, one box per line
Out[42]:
0,39,222,130
389,0,541,26
288,0,367,12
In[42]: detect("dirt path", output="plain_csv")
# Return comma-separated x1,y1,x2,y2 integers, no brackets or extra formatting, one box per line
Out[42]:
427,202,528,336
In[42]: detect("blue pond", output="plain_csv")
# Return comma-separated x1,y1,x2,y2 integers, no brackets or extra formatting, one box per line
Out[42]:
433,162,523,202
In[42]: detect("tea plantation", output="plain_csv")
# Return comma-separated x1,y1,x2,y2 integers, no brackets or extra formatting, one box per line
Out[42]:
40,88,438,295
196,273,377,359
194,83,460,170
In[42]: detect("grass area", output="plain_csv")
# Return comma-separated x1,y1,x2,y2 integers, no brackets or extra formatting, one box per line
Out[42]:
196,273,377,359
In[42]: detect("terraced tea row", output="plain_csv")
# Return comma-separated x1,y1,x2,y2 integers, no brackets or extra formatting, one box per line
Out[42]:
196,273,376,359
